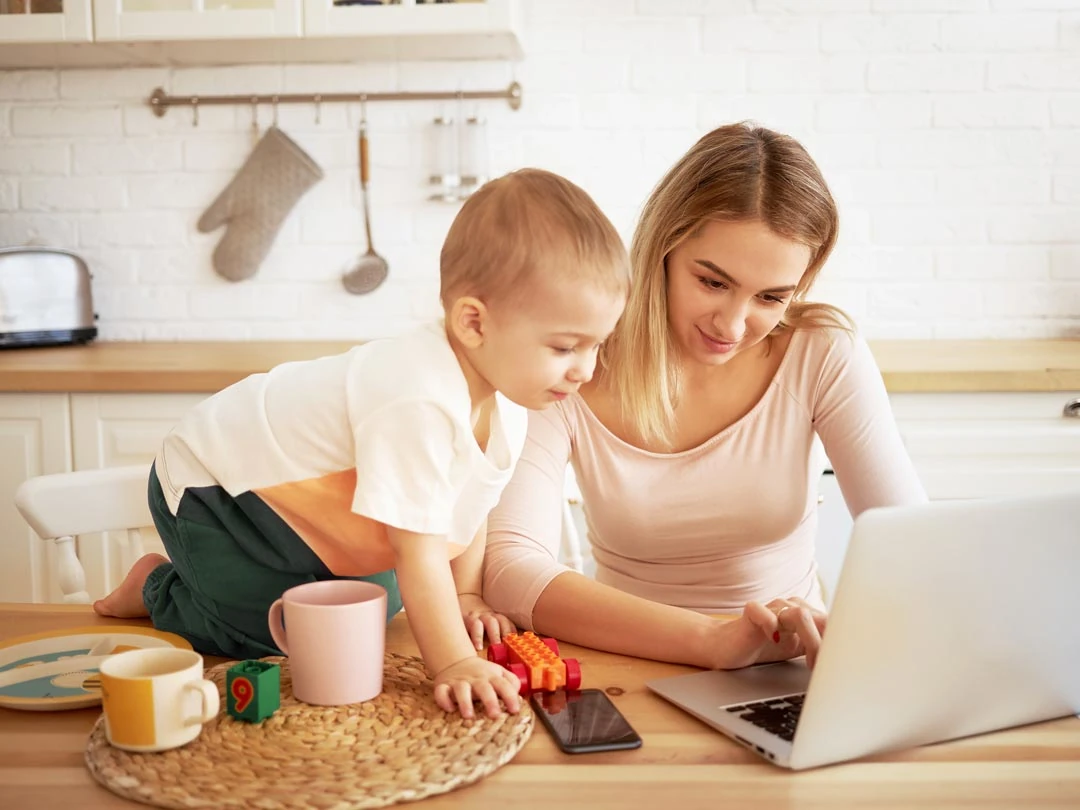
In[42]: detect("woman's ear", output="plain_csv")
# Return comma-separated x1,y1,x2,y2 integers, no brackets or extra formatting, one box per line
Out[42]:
447,295,488,349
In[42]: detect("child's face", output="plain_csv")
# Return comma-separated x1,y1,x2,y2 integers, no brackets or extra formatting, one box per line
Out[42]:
478,279,626,410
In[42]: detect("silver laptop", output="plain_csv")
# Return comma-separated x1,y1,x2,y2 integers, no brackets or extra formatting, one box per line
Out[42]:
647,491,1080,770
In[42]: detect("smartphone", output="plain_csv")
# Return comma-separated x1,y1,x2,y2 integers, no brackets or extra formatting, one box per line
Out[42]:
529,688,643,754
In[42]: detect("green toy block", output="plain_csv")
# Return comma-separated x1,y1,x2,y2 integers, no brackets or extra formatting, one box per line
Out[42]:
226,660,280,723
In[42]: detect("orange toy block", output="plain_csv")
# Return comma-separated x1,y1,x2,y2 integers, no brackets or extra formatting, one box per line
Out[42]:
487,632,582,695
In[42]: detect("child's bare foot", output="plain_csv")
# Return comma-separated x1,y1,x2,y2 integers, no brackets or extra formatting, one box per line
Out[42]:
93,553,167,618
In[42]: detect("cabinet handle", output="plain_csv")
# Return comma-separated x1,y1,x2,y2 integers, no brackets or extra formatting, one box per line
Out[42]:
1065,398,1080,419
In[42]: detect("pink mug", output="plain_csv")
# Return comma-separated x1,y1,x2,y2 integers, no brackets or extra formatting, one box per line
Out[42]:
268,580,387,705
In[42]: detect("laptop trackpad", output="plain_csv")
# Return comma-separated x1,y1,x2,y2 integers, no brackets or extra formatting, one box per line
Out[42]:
650,659,812,708
711,659,812,705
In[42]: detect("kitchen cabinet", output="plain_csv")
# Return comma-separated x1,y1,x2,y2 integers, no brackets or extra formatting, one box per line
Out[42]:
813,390,1080,605
0,0,92,43
93,0,302,41
2,382,1078,603
0,394,71,603
890,392,1080,499
0,0,522,66
0,392,203,603
304,0,518,43
68,393,205,602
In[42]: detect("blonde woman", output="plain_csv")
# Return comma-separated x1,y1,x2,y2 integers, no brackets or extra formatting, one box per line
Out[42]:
482,123,926,670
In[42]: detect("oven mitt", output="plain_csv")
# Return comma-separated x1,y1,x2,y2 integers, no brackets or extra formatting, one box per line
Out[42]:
197,126,323,282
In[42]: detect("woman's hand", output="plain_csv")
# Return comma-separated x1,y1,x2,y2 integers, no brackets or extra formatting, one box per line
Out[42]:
458,593,517,650
708,597,828,670
432,655,523,719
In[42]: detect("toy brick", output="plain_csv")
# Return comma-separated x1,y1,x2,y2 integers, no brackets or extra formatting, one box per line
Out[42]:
487,632,582,694
226,660,280,723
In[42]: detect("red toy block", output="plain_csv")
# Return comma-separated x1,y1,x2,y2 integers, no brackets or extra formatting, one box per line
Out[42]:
486,631,582,695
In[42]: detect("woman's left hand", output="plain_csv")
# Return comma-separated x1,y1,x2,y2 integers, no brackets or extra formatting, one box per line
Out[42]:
458,593,517,650
711,597,828,670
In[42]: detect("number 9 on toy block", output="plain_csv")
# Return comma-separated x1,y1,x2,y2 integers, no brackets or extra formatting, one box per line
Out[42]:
226,660,281,723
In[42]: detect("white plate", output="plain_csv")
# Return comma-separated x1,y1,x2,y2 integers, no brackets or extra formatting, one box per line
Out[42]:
0,625,192,711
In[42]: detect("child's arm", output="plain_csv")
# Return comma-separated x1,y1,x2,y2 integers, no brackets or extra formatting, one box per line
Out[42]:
450,520,516,649
387,527,521,719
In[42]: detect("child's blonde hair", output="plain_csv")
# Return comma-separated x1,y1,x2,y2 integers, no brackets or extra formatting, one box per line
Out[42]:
602,122,852,449
440,168,629,308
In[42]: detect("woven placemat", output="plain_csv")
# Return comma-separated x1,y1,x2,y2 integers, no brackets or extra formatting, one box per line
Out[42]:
85,653,533,809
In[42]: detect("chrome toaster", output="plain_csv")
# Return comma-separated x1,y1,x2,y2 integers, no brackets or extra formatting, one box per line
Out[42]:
0,246,98,348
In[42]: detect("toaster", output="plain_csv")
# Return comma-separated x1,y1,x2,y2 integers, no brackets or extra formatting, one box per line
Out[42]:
0,246,97,348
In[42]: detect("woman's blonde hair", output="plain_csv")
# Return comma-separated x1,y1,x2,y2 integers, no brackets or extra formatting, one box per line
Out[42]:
440,168,629,308
601,122,851,448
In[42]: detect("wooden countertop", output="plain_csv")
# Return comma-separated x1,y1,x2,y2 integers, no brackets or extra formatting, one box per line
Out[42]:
0,339,1077,394
2,604,1079,810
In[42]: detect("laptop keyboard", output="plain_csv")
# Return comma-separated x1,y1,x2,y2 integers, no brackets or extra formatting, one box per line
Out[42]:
724,693,804,742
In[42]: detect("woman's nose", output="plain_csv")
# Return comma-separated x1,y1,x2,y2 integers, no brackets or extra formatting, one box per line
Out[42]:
712,304,747,341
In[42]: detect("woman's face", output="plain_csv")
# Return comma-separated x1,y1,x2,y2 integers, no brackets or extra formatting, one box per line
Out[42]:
665,219,811,367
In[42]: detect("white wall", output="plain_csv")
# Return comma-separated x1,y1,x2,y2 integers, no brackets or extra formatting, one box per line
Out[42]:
1,0,1079,341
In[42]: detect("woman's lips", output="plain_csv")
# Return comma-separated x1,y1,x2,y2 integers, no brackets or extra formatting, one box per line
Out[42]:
697,326,738,354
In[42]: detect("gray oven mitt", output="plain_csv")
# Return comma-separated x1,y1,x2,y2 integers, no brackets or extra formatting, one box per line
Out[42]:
197,126,323,282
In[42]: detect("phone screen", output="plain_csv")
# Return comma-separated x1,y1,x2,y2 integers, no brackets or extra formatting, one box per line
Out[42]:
530,688,643,754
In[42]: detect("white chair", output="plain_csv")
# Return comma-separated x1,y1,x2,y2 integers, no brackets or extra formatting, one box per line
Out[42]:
14,463,589,603
14,465,152,604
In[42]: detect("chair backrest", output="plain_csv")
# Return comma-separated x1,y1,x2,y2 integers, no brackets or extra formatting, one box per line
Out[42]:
15,464,153,540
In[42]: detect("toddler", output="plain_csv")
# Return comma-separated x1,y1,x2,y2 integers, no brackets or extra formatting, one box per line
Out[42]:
94,168,628,719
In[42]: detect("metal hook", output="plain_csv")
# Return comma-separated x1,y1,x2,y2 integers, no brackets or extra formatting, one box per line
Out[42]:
272,95,279,127
191,96,199,127
359,94,368,126
250,96,259,134
314,94,322,125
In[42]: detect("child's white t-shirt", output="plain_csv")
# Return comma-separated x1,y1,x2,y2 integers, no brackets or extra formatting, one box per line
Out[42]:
155,322,528,576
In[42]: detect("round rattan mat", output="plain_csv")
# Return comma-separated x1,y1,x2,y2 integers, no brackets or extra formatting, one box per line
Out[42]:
85,653,533,809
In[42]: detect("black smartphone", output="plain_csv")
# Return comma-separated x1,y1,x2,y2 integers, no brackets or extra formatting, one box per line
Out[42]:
529,688,643,754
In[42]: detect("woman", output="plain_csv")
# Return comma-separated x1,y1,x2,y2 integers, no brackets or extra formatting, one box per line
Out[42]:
482,123,927,671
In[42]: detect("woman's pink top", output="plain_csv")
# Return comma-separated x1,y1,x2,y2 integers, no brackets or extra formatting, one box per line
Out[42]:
483,328,927,628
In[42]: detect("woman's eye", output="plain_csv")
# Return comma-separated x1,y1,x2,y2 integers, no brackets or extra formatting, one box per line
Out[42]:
761,295,787,305
551,347,574,355
698,276,725,290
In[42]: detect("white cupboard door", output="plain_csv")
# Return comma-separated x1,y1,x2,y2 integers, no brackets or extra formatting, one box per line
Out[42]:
0,394,72,603
303,0,520,45
0,0,92,43
70,393,206,600
93,0,302,41
891,392,1080,500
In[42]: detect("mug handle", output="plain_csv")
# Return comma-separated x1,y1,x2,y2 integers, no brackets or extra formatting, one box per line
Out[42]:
268,598,289,654
183,679,220,727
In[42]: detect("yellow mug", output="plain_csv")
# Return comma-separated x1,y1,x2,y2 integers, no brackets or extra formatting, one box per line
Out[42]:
99,648,219,752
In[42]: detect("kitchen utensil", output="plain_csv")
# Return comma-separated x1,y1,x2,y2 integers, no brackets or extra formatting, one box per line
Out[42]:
0,636,116,689
342,115,389,295
0,246,97,348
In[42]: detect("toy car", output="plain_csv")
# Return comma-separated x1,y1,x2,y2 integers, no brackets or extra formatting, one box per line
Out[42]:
486,631,582,695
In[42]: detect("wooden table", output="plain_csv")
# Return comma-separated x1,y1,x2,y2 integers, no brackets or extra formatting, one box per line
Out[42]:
1,604,1079,809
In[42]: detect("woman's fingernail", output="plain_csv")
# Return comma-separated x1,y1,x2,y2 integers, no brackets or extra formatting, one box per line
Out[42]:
773,631,781,643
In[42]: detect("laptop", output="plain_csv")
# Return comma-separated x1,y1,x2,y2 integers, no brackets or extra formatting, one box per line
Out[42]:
646,491,1080,770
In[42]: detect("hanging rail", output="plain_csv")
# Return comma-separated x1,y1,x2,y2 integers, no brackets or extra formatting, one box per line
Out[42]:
147,80,523,118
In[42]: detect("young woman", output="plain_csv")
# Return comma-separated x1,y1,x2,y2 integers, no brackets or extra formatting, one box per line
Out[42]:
482,123,927,671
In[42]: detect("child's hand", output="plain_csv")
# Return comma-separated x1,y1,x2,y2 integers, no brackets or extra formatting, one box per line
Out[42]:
433,656,522,719
458,593,516,650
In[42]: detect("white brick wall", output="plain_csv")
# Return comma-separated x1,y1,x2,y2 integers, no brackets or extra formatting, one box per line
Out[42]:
1,0,1078,341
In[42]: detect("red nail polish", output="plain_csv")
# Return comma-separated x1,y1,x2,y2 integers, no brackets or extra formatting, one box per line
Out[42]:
773,631,781,643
